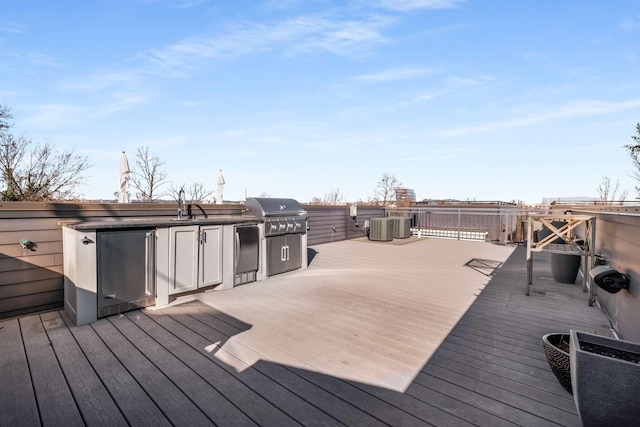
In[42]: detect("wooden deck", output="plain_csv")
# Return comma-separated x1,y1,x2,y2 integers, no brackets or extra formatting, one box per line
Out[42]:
0,238,612,426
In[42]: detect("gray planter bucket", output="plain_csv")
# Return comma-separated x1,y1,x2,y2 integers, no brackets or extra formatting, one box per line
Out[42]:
570,330,640,427
550,253,581,284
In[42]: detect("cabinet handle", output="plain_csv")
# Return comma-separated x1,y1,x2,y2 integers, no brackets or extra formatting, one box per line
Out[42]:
203,231,207,244
235,231,240,269
145,230,156,297
286,245,290,261
281,246,286,261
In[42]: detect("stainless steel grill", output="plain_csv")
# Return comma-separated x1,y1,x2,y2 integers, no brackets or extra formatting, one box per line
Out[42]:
244,197,307,237
244,197,307,277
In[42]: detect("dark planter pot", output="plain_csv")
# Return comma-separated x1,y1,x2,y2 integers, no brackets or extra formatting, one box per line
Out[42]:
542,333,572,394
570,330,640,427
550,253,581,284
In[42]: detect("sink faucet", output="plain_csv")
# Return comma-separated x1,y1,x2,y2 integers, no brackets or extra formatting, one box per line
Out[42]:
178,187,186,219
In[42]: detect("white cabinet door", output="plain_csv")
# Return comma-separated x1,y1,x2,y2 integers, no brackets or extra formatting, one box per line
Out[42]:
199,225,222,287
170,225,223,294
169,226,199,294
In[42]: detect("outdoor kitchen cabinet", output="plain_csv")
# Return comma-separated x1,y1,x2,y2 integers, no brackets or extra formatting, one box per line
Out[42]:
267,233,302,276
169,225,222,294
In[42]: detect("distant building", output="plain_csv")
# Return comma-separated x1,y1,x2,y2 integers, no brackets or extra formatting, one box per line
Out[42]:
395,187,416,203
541,196,598,205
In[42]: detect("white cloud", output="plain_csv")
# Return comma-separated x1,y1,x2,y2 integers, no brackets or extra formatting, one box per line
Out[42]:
0,23,24,34
445,75,494,88
97,92,148,117
380,90,445,112
59,72,136,92
289,16,392,56
375,0,467,11
22,90,149,126
4,50,65,69
140,15,393,71
619,15,640,32
353,66,435,82
171,0,208,9
261,0,302,11
142,0,208,9
22,104,89,126
379,74,493,112
434,99,640,137
22,52,65,68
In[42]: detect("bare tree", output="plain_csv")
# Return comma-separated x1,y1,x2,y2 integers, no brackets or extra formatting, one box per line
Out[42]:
0,104,91,201
597,176,628,205
169,182,213,202
625,123,640,198
0,104,12,133
619,188,629,204
168,183,184,202
187,182,213,202
130,146,168,201
373,172,401,206
311,187,344,205
597,176,617,204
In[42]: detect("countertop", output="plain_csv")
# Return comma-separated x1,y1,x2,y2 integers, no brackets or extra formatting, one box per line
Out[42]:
62,215,261,230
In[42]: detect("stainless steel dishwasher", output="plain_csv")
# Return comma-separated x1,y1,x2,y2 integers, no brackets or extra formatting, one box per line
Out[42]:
97,228,156,318
234,225,259,285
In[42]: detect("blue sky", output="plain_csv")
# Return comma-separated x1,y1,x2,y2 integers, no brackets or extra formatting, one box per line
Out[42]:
2,0,640,203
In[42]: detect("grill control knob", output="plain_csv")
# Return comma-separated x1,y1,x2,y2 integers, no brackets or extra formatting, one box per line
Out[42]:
279,221,286,231
287,220,294,230
269,222,277,233
294,221,301,230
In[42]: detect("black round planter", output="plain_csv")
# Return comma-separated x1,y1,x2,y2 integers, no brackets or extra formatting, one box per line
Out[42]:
550,253,581,284
542,333,572,394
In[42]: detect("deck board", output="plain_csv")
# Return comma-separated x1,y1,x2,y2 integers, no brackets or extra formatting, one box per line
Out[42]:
185,303,430,426
40,311,128,426
144,307,308,426
126,309,298,427
168,304,384,427
107,312,256,426
1,240,615,426
0,318,40,426
415,369,576,427
90,317,212,426
147,306,342,426
404,380,515,427
427,351,577,412
20,314,84,426
59,310,172,426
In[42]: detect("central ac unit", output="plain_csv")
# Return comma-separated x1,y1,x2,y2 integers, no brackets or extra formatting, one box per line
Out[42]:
369,218,394,241
388,216,411,238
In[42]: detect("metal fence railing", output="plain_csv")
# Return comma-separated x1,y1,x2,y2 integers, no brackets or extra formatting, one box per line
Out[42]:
385,207,520,243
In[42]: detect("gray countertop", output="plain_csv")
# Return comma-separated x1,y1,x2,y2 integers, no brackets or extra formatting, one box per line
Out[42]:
62,215,261,230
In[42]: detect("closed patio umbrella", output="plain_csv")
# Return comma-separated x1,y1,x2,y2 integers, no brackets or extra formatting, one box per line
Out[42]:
217,169,225,204
118,151,131,203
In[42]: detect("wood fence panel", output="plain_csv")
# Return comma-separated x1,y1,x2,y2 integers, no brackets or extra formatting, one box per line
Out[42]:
0,289,64,317
0,241,63,259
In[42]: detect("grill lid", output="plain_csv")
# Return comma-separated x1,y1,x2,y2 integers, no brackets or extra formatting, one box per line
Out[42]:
245,197,305,217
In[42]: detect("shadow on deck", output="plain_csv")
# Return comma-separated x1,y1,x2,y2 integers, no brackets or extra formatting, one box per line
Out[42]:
0,244,611,426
